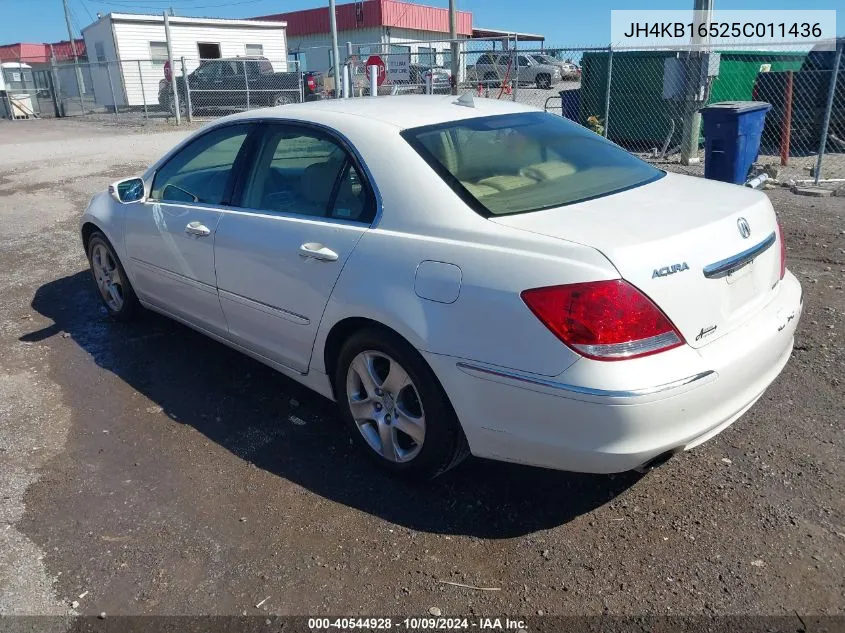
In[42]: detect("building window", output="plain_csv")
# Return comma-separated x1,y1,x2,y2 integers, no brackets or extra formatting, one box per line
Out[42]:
418,46,436,67
245,43,263,57
197,42,221,60
94,41,106,62
150,41,168,65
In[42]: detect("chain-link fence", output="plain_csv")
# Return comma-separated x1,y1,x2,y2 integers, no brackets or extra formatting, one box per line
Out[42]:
1,55,308,124
339,36,843,186
3,37,843,185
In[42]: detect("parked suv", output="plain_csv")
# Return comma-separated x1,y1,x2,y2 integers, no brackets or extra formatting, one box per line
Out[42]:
158,56,323,115
470,53,562,89
529,54,580,80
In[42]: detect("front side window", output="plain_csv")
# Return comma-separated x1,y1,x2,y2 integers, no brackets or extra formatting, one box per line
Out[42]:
402,112,664,216
239,126,373,223
151,124,251,205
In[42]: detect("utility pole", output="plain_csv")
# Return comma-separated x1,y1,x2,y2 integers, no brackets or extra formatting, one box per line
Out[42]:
679,0,713,165
329,0,342,99
62,0,86,107
449,0,459,95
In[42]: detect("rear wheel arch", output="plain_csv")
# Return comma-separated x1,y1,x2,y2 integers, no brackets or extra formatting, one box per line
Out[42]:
323,317,413,398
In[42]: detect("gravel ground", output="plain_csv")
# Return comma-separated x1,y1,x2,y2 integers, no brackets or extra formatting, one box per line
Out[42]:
0,116,843,624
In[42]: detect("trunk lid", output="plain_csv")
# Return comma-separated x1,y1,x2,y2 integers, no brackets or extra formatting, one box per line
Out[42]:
491,172,782,349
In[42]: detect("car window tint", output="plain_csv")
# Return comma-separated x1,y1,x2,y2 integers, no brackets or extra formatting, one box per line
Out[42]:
151,124,250,205
330,164,367,221
240,126,373,223
403,112,663,216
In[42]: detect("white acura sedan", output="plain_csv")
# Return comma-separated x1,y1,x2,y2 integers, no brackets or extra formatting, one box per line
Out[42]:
81,95,802,479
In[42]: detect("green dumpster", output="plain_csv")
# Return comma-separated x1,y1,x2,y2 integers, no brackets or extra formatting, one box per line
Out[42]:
578,49,806,150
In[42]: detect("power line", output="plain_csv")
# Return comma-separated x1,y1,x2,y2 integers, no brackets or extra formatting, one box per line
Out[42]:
75,0,95,24
83,0,270,6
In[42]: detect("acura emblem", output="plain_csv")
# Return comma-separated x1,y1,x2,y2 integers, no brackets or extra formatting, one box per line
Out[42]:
737,217,751,239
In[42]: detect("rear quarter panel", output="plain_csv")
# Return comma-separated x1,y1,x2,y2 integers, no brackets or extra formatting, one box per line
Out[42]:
307,118,620,377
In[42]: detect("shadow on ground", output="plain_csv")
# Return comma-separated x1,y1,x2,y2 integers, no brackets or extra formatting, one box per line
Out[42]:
22,270,642,539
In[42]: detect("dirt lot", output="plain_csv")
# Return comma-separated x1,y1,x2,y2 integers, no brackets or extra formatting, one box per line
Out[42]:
0,116,843,623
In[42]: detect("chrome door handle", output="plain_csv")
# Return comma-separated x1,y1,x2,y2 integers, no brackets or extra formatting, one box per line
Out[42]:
299,242,338,262
185,221,211,237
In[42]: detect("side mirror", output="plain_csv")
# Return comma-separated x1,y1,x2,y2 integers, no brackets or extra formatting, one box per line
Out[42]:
109,178,145,204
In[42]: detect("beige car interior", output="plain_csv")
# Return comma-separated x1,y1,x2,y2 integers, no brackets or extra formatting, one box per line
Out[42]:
423,129,577,201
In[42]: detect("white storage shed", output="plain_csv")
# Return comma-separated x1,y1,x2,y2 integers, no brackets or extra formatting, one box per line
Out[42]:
81,13,288,108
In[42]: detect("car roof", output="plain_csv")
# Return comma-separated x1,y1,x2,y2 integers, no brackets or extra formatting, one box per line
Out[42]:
240,94,537,130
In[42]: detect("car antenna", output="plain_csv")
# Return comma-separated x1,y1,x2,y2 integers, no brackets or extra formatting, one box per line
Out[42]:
453,92,475,108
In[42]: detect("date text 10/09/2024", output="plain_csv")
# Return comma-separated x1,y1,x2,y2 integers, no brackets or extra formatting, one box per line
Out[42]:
308,618,528,630
622,22,823,39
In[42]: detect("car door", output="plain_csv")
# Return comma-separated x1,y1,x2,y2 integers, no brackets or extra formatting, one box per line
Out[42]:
124,122,256,335
214,122,377,373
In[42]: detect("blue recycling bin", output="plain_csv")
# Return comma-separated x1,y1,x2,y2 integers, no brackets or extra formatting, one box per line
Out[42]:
700,101,771,185
559,88,580,121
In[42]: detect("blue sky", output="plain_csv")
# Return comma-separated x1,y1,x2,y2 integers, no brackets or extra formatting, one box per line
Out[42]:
1,0,841,47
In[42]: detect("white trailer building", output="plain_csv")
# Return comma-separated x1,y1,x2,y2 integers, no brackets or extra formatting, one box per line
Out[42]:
81,13,288,108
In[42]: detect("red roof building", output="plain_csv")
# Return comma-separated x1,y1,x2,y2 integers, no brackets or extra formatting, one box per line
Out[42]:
256,0,472,38
0,39,86,64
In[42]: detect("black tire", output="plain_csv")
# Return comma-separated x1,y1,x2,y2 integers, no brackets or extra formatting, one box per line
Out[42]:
536,74,552,90
164,93,187,118
86,231,140,322
335,327,470,480
271,92,296,106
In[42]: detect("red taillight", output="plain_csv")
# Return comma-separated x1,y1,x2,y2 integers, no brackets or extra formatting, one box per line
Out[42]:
521,280,685,361
777,221,786,279
306,75,316,91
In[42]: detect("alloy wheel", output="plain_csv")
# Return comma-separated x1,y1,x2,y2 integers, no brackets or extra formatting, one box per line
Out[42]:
345,350,426,463
90,243,124,312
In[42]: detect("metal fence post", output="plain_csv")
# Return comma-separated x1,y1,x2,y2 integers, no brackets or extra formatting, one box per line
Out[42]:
138,60,148,120
50,50,63,117
19,55,31,117
163,10,181,125
243,59,250,110
299,61,304,103
105,61,118,119
4,89,14,121
814,41,843,185
603,46,613,138
512,33,519,103
181,57,193,122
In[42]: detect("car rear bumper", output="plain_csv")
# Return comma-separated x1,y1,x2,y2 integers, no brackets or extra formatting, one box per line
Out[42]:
424,271,803,473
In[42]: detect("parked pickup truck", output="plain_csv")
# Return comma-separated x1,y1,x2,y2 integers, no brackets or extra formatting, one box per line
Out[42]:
753,39,845,152
158,56,323,116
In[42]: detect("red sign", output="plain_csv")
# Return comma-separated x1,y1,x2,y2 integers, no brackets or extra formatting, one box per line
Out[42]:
365,55,386,86
163,60,172,82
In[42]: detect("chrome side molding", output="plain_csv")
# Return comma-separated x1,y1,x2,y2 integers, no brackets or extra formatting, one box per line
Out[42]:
456,362,716,399
703,231,776,279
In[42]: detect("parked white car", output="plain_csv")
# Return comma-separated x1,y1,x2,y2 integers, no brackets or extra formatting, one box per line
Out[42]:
81,95,802,480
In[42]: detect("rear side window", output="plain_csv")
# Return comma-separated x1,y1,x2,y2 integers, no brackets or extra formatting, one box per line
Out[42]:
238,125,374,223
401,112,664,216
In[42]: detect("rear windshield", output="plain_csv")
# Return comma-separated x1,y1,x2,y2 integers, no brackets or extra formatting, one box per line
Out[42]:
401,112,664,216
